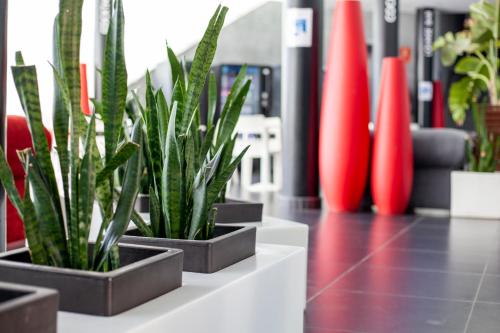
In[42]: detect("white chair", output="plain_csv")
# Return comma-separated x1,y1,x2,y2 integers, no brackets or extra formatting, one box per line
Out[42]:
232,115,282,192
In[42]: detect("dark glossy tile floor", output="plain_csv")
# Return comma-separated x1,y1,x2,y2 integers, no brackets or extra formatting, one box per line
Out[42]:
303,213,500,333
234,190,500,333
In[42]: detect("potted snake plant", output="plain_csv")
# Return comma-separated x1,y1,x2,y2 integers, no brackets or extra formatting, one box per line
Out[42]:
434,0,500,218
0,0,182,316
120,5,256,273
206,70,264,224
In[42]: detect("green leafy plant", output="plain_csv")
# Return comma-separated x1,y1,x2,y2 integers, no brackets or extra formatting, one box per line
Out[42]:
130,5,251,240
434,0,500,171
0,0,142,271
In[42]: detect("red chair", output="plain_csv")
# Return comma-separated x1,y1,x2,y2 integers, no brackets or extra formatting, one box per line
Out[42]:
6,115,52,248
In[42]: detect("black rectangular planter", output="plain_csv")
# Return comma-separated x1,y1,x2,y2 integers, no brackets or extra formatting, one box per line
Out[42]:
213,199,263,223
0,282,58,333
0,244,183,316
121,225,256,273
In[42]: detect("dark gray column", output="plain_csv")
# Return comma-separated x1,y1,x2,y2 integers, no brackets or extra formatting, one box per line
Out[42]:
0,0,7,252
279,0,322,209
372,0,399,121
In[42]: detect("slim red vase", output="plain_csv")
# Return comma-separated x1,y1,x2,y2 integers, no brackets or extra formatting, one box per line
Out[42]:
371,57,413,215
319,0,370,212
80,64,92,116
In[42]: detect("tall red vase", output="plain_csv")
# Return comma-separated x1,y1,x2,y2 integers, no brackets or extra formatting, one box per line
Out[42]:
371,57,413,215
319,0,370,212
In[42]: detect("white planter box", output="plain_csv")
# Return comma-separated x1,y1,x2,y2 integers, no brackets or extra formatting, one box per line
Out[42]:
451,171,500,219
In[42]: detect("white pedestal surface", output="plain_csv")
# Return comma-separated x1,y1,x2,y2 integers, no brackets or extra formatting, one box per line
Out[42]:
237,215,309,249
58,244,306,333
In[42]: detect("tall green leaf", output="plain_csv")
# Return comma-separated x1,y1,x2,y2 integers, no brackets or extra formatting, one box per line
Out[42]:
96,141,139,185
102,0,127,163
215,79,251,148
182,5,228,131
156,89,170,156
77,115,97,270
0,147,23,217
207,146,249,207
11,65,65,237
145,71,162,193
188,171,207,239
207,72,217,130
217,64,247,128
27,154,68,267
167,44,183,90
161,107,183,238
94,119,143,270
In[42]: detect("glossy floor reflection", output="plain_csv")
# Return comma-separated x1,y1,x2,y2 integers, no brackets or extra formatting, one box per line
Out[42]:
235,188,500,333
303,213,500,333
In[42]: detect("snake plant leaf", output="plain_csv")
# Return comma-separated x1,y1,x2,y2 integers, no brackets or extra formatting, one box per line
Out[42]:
0,147,23,217
96,141,139,185
91,98,104,120
51,60,72,219
131,90,146,116
11,65,65,234
15,51,25,65
102,0,127,163
145,71,163,194
162,106,184,238
167,44,183,90
149,186,162,237
200,126,215,165
131,210,154,237
215,79,251,148
171,80,185,133
59,0,84,226
94,119,143,270
77,115,97,270
22,188,49,266
214,135,237,203
207,72,217,131
217,65,247,129
205,145,223,183
156,89,170,155
218,130,237,176
17,150,49,265
58,0,83,119
188,170,208,240
185,131,197,196
207,145,249,207
183,5,228,132
191,107,202,153
181,57,190,89
27,154,68,267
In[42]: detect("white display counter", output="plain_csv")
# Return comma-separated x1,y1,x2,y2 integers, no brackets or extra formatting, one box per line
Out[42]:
59,244,306,333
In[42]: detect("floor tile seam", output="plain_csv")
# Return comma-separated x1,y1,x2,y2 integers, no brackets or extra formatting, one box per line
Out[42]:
463,262,490,333
304,325,366,333
306,216,425,303
384,246,492,257
362,263,486,276
321,287,476,304
474,300,500,306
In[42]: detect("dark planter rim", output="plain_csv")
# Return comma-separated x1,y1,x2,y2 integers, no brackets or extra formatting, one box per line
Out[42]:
0,243,182,277
125,224,255,246
0,282,57,311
